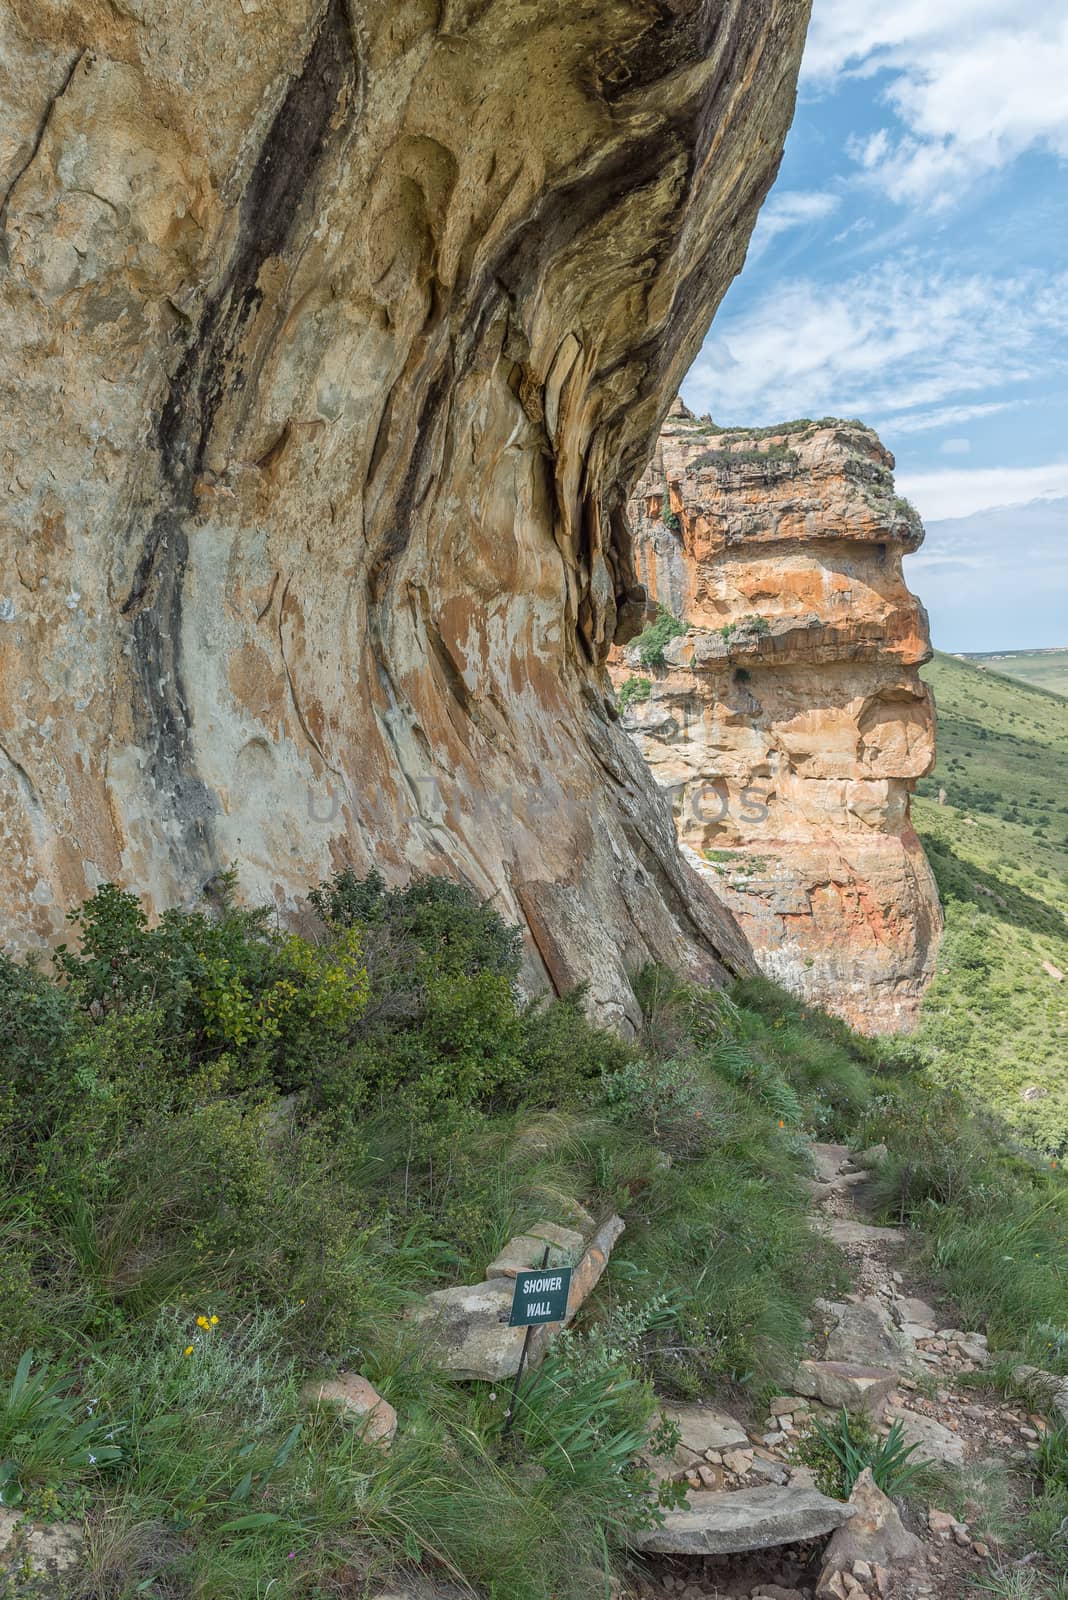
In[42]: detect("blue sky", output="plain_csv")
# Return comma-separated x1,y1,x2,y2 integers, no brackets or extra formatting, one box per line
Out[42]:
680,0,1068,650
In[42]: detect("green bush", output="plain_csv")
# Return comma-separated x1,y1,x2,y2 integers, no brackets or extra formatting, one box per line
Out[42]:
634,607,689,668
800,1408,928,1499
0,1351,122,1511
617,675,653,713
600,1056,701,1136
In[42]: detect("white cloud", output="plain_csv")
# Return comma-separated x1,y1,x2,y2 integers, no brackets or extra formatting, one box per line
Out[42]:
898,463,1068,521
904,496,1067,647
831,216,873,245
746,190,841,260
802,3,1068,206
873,401,1014,436
939,438,971,455
683,264,1068,427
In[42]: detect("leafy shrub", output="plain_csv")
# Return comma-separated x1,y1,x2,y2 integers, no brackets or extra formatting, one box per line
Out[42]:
517,987,633,1108
0,952,78,1148
311,869,522,980
0,1352,122,1509
662,510,681,532
800,1408,927,1498
600,1056,701,1136
692,445,799,471
634,607,689,668
617,675,652,713
52,880,369,1098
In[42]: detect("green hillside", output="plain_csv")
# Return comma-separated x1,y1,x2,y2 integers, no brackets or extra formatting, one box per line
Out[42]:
962,648,1068,697
913,651,1068,1150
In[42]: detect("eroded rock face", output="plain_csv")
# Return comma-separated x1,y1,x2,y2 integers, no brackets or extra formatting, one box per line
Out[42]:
613,403,942,1031
0,1,816,1022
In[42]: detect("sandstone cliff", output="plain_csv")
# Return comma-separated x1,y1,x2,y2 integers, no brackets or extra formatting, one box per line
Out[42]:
0,1,816,1026
614,403,942,1031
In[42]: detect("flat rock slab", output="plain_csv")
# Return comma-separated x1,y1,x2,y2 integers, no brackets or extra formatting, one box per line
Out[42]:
892,1296,938,1330
664,1401,749,1456
0,1510,82,1575
809,1143,851,1184
886,1407,965,1467
818,1218,906,1248
636,1485,855,1555
816,1298,916,1374
486,1219,583,1278
406,1279,521,1381
793,1360,896,1414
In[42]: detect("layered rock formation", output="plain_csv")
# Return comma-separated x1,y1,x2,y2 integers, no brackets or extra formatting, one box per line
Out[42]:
0,0,816,1025
614,403,941,1031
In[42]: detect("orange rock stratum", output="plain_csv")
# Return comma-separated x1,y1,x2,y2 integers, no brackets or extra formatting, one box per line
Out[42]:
612,400,942,1033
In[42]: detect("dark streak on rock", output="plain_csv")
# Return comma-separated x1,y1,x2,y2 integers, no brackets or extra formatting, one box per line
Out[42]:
0,48,85,266
121,0,357,876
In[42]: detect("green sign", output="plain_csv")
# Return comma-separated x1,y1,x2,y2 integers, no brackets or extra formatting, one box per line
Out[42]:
508,1266,572,1328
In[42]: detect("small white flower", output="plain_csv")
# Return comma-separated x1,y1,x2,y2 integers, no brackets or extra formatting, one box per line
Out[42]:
88,1452,97,1465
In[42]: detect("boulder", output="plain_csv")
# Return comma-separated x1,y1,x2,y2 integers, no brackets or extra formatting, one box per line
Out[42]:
817,1467,926,1592
791,1361,896,1415
302,1373,397,1445
617,409,942,1035
1013,1366,1068,1423
486,1220,584,1278
890,1296,937,1330
635,1485,855,1555
885,1408,964,1468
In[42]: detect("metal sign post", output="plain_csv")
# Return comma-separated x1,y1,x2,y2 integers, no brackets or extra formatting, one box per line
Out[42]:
501,1247,573,1439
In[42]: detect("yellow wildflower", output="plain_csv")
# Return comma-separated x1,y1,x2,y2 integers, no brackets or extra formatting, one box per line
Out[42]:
209,1315,219,1326
183,1346,194,1356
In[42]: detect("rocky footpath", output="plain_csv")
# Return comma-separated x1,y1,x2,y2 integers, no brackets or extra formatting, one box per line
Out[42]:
612,403,942,1032
0,0,821,1025
625,1141,1053,1600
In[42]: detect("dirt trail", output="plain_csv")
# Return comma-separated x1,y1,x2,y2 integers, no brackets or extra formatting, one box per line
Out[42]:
631,1141,1045,1600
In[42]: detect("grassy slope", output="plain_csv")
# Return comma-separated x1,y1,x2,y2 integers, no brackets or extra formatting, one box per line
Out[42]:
912,652,1068,1150
964,649,1068,698
4,857,1068,1594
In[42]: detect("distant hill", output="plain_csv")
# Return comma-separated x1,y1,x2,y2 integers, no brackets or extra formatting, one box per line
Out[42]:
913,652,1068,1149
907,495,1067,654
959,648,1068,697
